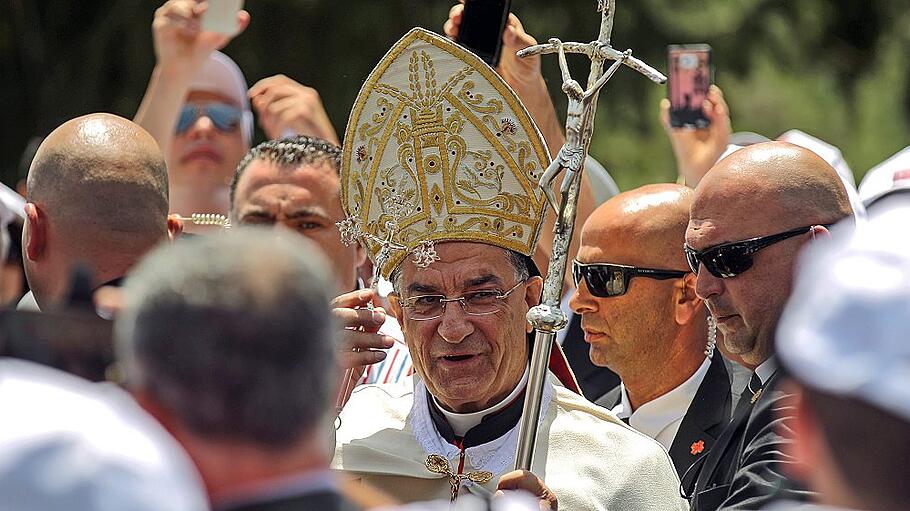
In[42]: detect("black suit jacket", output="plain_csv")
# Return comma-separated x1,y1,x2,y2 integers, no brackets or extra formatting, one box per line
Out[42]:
217,490,360,511
686,371,813,511
594,354,732,479
561,313,620,399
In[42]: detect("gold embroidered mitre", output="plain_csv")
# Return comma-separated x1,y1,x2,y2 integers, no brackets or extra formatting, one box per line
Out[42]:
338,28,550,278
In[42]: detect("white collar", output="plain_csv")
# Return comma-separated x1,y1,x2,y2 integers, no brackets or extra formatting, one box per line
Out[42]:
412,372,554,476
754,357,778,385
433,367,530,437
614,357,712,439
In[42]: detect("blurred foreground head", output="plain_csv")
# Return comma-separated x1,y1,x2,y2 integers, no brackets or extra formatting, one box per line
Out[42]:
777,205,910,511
115,228,338,500
24,113,169,310
0,359,208,511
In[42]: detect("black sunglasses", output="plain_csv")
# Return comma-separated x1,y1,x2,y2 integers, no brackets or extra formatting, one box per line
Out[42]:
573,260,689,298
683,225,814,279
176,102,242,134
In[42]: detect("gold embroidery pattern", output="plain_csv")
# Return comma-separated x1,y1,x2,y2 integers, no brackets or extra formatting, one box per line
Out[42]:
340,28,550,277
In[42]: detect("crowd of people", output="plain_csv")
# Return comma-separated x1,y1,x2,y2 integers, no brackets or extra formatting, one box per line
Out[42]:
1,1,909,511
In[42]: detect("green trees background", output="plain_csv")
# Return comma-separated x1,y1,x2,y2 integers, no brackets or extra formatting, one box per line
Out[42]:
2,0,908,190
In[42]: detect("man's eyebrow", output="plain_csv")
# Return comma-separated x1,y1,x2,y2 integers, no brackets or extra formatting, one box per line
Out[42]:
285,207,331,220
464,274,504,288
238,210,275,221
407,283,440,295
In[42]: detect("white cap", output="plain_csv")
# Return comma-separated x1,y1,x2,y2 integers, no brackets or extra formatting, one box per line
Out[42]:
187,50,253,145
858,145,910,203
776,205,910,422
0,359,210,511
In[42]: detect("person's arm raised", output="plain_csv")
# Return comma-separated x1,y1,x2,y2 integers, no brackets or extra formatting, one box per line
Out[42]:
444,5,595,286
249,75,340,144
660,84,732,188
134,0,249,157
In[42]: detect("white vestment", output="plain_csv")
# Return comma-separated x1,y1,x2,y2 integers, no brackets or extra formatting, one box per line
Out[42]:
333,373,687,510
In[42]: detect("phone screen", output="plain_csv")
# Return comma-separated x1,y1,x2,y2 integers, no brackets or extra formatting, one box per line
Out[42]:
667,45,713,128
457,0,511,67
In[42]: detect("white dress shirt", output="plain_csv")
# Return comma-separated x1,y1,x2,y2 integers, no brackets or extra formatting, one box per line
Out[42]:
754,357,778,386
612,357,712,450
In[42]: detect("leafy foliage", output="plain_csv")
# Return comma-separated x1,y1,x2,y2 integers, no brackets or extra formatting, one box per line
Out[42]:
2,0,908,189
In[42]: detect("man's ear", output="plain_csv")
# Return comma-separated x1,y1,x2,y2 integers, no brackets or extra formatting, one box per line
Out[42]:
166,214,184,241
524,276,544,334
354,243,368,268
388,294,406,331
675,272,702,326
23,203,45,262
809,224,830,242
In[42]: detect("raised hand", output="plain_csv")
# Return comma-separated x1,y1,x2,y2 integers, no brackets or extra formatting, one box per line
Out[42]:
660,84,732,187
152,0,250,73
249,75,339,144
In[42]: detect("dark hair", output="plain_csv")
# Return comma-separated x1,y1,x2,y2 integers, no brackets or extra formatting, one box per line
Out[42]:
802,384,910,510
229,135,342,207
116,229,338,449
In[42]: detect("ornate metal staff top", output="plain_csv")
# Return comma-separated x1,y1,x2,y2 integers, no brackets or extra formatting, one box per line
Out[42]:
513,0,667,471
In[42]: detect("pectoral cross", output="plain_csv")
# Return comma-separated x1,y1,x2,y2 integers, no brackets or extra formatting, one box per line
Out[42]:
425,454,493,502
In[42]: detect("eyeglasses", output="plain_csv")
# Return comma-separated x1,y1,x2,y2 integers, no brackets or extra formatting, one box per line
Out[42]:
572,260,689,298
176,102,242,134
397,280,526,321
683,225,814,279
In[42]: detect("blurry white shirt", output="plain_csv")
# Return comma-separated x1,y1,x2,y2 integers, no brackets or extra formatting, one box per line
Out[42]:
612,356,712,450
0,359,209,511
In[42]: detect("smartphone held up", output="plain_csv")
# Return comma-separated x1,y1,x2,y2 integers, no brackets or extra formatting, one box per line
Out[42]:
456,0,512,68
667,44,713,129
201,0,244,35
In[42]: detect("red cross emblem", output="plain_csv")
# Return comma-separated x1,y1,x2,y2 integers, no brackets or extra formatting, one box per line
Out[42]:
690,440,705,455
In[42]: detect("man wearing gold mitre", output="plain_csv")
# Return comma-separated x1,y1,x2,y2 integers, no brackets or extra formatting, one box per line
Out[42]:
332,28,687,510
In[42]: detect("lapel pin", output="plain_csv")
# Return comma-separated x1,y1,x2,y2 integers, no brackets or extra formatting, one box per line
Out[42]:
690,439,705,455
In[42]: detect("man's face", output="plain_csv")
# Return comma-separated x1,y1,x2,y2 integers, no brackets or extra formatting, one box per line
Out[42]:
686,206,807,369
231,159,364,291
570,226,682,374
169,91,248,189
391,243,542,413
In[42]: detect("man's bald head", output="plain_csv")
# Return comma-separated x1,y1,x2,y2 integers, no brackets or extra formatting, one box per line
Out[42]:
692,142,852,234
582,184,693,270
28,113,169,238
24,114,169,308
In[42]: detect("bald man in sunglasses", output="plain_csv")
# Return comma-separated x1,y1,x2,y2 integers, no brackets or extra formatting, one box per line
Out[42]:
570,184,734,479
681,142,853,511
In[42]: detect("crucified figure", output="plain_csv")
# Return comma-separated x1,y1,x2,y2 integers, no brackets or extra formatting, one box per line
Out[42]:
537,38,629,211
